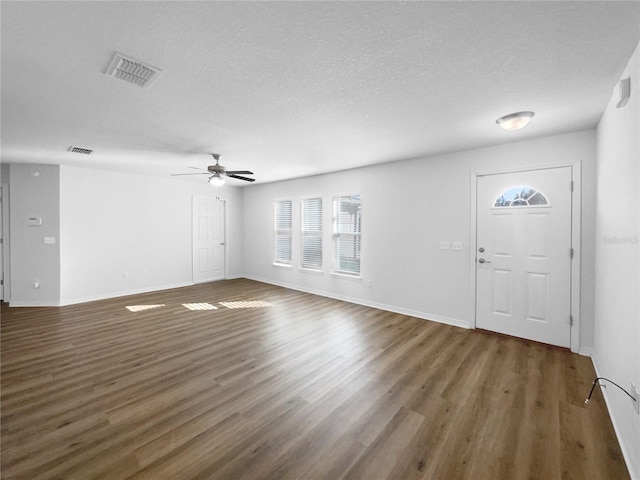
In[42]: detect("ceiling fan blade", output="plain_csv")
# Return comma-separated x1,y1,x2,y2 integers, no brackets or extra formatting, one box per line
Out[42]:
228,174,256,182
225,170,253,175
170,172,210,176
189,166,209,172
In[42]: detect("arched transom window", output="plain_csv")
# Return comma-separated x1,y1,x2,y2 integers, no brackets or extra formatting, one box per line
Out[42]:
494,186,549,207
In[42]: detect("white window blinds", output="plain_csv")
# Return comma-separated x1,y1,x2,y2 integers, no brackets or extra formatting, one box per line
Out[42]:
332,194,361,275
301,197,323,270
274,200,292,264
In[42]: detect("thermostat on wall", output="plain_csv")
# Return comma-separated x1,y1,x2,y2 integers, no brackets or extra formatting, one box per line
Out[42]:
26,217,43,226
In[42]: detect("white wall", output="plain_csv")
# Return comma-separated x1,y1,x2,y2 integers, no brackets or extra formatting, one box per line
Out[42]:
243,130,597,348
54,165,243,304
8,164,61,305
594,42,639,479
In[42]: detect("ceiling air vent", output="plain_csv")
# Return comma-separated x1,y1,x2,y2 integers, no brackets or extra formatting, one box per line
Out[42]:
105,52,162,88
68,146,94,155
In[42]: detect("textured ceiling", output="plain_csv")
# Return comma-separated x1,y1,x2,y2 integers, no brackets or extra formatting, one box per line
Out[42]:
1,1,639,184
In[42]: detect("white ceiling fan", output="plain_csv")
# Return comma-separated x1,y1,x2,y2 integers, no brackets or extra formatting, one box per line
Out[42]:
171,154,255,186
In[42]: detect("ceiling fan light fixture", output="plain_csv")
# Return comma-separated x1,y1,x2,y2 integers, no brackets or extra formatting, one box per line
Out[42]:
209,172,226,187
171,153,254,184
496,111,535,131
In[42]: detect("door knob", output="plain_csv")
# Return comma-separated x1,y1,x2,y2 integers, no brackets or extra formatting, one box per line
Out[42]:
478,258,491,264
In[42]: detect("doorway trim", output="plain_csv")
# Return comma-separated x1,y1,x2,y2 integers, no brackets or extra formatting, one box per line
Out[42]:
1,184,9,302
469,161,582,353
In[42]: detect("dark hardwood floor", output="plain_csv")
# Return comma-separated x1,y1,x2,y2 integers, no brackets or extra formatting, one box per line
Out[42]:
1,279,628,479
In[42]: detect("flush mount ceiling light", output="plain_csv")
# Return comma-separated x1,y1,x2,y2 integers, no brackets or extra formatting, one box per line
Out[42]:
616,77,631,108
496,111,535,131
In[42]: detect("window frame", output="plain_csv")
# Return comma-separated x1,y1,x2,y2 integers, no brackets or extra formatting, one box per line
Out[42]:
300,196,323,272
273,199,293,266
493,186,549,208
332,194,362,277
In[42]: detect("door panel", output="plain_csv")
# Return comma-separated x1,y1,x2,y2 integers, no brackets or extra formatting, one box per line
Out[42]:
527,273,548,322
493,213,513,255
476,167,572,347
492,269,512,315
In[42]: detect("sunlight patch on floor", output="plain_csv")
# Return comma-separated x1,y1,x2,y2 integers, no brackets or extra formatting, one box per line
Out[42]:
219,301,273,309
126,305,166,312
182,303,218,311
125,301,272,312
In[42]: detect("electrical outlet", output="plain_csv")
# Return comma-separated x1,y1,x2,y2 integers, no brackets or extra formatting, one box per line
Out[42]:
632,383,640,415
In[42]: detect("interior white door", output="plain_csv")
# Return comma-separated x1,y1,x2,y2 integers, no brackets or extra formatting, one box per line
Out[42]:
193,196,225,284
0,186,4,300
476,167,572,347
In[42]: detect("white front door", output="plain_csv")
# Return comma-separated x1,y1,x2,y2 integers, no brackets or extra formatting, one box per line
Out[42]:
193,196,225,284
476,167,573,348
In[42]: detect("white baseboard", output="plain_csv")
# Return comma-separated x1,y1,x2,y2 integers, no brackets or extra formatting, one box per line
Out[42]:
9,277,247,308
8,300,61,307
243,275,471,330
590,356,639,480
57,281,194,306
578,346,595,357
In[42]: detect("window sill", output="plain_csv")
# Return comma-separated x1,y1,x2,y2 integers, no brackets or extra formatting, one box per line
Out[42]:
299,268,324,276
331,272,362,281
272,262,292,269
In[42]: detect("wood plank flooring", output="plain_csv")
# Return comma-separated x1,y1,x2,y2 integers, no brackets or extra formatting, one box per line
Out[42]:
1,279,628,479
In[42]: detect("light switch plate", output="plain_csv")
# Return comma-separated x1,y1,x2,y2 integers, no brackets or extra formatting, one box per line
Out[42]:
44,236,56,244
453,241,463,251
440,240,450,250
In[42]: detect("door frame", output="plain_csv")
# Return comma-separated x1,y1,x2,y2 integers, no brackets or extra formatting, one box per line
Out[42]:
469,161,582,353
1,184,9,302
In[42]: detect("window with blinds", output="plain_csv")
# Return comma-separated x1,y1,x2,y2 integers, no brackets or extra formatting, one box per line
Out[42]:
332,194,361,276
274,200,292,265
301,197,323,270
